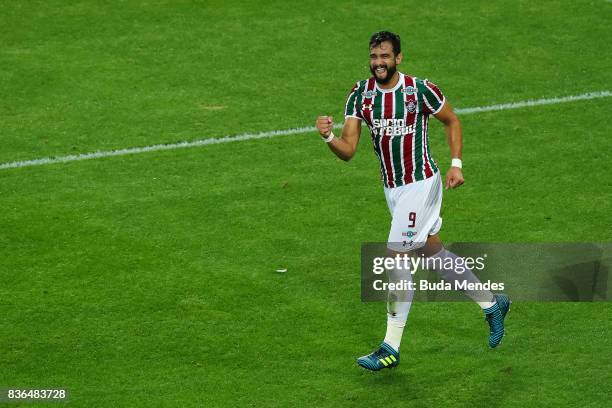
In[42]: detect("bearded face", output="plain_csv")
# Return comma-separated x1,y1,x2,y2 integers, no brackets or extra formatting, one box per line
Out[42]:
370,61,398,85
369,41,401,85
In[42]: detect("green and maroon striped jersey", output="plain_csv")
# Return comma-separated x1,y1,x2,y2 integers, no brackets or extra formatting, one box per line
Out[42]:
344,72,445,188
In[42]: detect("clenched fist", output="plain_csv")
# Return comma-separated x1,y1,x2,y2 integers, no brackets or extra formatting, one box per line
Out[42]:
315,116,334,138
445,167,464,189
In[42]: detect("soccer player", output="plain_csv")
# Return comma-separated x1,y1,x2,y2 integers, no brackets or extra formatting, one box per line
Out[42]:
315,31,510,371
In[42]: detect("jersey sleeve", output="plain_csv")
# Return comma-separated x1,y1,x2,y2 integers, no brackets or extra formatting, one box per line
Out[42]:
421,80,446,115
344,82,362,120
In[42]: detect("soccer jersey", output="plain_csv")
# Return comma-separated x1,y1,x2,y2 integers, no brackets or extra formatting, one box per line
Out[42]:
344,72,445,188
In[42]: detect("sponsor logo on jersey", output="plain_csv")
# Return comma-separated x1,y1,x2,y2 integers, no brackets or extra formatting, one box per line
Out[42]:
402,231,417,238
402,86,416,95
361,90,377,98
372,118,416,136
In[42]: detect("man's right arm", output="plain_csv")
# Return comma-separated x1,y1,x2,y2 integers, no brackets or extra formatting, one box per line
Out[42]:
315,116,361,161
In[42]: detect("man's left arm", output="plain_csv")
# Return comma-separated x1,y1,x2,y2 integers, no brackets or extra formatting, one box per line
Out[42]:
434,102,464,189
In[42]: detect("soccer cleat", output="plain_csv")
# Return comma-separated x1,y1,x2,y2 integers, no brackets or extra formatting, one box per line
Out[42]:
357,342,400,371
484,293,511,348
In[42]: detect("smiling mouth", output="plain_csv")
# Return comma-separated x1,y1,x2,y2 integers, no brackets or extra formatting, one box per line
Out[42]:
375,66,387,75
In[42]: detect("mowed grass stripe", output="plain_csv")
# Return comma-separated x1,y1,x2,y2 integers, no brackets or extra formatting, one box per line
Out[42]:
1,91,609,171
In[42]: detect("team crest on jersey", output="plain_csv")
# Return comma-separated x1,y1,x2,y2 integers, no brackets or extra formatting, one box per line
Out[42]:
406,101,417,113
402,86,416,95
361,90,377,98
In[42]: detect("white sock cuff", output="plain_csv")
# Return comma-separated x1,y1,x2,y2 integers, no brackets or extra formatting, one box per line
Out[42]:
384,323,404,352
477,299,497,310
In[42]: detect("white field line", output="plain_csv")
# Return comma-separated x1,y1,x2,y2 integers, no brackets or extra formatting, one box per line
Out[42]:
1,90,610,170
454,91,611,114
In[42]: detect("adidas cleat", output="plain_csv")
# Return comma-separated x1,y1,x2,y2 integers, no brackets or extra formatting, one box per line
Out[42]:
357,342,400,371
484,293,511,348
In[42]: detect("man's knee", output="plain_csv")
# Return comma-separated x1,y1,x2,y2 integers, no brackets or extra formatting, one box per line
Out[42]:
422,234,444,257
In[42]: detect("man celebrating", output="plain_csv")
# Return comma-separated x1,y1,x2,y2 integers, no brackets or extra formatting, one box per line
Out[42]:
315,31,510,371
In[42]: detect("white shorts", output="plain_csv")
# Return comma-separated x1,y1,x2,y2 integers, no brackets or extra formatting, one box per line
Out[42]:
385,171,443,252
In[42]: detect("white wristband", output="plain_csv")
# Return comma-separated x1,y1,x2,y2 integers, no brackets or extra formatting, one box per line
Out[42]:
322,132,335,143
451,158,462,169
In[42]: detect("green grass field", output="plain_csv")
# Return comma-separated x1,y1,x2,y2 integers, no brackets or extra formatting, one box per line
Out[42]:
1,1,611,406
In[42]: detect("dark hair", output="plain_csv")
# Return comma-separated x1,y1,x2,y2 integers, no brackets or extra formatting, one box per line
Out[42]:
369,31,401,56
